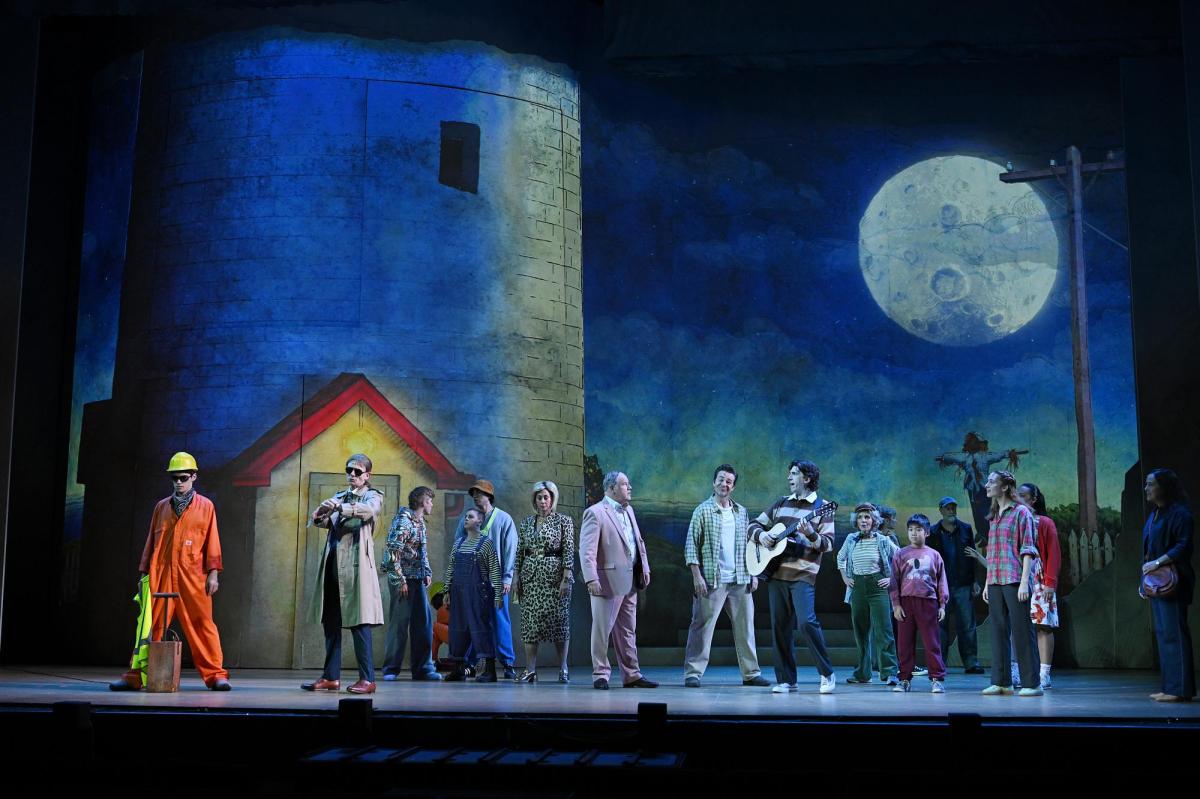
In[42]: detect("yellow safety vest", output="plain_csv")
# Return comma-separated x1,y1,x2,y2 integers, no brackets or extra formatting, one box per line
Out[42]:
127,575,152,674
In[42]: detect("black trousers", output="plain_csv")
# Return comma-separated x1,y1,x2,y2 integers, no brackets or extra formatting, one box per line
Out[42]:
321,545,375,683
767,578,833,683
987,583,1038,688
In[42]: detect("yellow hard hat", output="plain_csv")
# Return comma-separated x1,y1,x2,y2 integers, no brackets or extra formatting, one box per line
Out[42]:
166,452,199,472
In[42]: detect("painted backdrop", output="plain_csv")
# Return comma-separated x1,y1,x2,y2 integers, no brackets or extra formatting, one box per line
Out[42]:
63,32,1153,671
581,61,1141,667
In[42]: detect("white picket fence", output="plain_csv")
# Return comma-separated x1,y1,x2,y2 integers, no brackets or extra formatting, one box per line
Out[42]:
1066,529,1115,585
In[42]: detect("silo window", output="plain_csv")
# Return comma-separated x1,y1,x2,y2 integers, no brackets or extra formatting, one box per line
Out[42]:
439,121,480,193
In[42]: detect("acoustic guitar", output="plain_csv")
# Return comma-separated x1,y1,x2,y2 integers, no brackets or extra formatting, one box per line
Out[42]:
745,501,839,577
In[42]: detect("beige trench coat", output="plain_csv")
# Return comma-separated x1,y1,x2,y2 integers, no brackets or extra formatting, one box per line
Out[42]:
307,487,385,627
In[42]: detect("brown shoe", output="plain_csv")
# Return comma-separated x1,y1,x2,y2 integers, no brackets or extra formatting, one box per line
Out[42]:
109,671,143,691
346,679,376,694
301,678,340,691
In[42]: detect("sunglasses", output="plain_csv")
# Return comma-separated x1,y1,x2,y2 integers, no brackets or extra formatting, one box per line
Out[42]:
171,474,194,483
345,467,365,477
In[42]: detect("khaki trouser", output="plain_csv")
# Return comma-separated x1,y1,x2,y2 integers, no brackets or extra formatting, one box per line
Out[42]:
683,582,761,680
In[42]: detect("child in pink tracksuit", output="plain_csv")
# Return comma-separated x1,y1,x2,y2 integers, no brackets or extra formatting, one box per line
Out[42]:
890,514,950,693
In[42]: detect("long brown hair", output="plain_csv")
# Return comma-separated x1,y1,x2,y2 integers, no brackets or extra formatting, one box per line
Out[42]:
987,470,1019,520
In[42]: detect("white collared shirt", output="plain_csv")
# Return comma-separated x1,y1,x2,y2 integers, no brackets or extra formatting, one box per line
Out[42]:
788,491,819,503
604,495,636,558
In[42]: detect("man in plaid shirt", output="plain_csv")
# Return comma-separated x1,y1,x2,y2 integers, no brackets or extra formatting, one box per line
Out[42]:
682,464,770,688
380,486,443,681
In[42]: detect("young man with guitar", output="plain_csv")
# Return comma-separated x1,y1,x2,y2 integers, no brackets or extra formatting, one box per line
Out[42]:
746,460,838,694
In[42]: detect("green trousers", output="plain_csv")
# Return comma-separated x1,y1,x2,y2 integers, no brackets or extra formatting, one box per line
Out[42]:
849,573,897,681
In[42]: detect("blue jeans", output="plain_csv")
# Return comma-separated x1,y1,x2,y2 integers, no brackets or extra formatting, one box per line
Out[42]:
1151,598,1196,698
940,584,980,668
383,577,438,677
767,578,833,683
493,591,515,667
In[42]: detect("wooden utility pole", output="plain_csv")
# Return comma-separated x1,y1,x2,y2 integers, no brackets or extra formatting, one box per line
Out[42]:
1000,146,1124,539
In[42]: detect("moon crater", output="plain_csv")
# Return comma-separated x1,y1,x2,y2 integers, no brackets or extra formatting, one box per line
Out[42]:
858,155,1059,347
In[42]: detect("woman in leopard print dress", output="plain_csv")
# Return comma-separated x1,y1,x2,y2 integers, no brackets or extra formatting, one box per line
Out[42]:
514,481,575,683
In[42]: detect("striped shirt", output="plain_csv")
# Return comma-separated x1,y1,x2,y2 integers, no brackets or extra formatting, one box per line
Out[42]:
986,503,1038,586
747,492,834,583
850,535,882,576
443,535,503,604
684,495,751,586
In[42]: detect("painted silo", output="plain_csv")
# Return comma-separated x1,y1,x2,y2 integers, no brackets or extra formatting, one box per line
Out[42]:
78,29,583,668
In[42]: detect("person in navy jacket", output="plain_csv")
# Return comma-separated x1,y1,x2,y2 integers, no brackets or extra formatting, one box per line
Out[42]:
1141,468,1194,702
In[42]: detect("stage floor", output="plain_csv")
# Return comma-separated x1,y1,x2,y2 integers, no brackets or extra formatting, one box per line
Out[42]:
2,665,1197,722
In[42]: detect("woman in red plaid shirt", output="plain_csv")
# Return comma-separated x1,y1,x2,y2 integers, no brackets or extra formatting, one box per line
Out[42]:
980,470,1042,696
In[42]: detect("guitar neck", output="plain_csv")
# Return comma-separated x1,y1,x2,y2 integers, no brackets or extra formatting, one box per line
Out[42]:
785,506,835,539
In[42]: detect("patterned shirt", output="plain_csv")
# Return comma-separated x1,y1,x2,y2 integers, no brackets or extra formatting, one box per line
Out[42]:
685,495,751,586
515,512,576,588
986,502,1038,586
382,507,432,583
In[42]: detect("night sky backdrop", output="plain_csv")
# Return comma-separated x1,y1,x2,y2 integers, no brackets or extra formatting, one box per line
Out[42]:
581,61,1137,540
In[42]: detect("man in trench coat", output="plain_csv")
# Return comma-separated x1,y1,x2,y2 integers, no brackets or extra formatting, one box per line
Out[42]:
301,453,386,694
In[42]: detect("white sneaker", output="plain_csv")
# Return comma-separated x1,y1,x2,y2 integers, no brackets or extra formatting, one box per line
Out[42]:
913,667,929,677
931,679,945,693
1040,673,1052,690
819,674,836,694
771,682,798,693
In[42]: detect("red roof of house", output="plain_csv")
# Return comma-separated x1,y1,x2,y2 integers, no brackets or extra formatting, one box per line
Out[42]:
229,373,474,489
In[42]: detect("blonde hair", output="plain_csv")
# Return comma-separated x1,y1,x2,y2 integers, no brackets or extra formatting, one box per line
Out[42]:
987,470,1019,520
853,502,882,532
532,480,559,514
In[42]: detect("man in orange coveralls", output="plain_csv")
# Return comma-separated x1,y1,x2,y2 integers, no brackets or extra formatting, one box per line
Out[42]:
110,452,231,691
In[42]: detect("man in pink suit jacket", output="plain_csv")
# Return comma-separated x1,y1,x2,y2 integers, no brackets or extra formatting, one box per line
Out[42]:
579,471,659,689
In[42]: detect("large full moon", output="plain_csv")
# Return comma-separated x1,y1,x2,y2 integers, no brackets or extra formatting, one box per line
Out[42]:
858,155,1059,347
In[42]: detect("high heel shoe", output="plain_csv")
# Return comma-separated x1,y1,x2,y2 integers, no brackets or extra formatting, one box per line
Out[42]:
515,669,537,683
558,669,569,684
